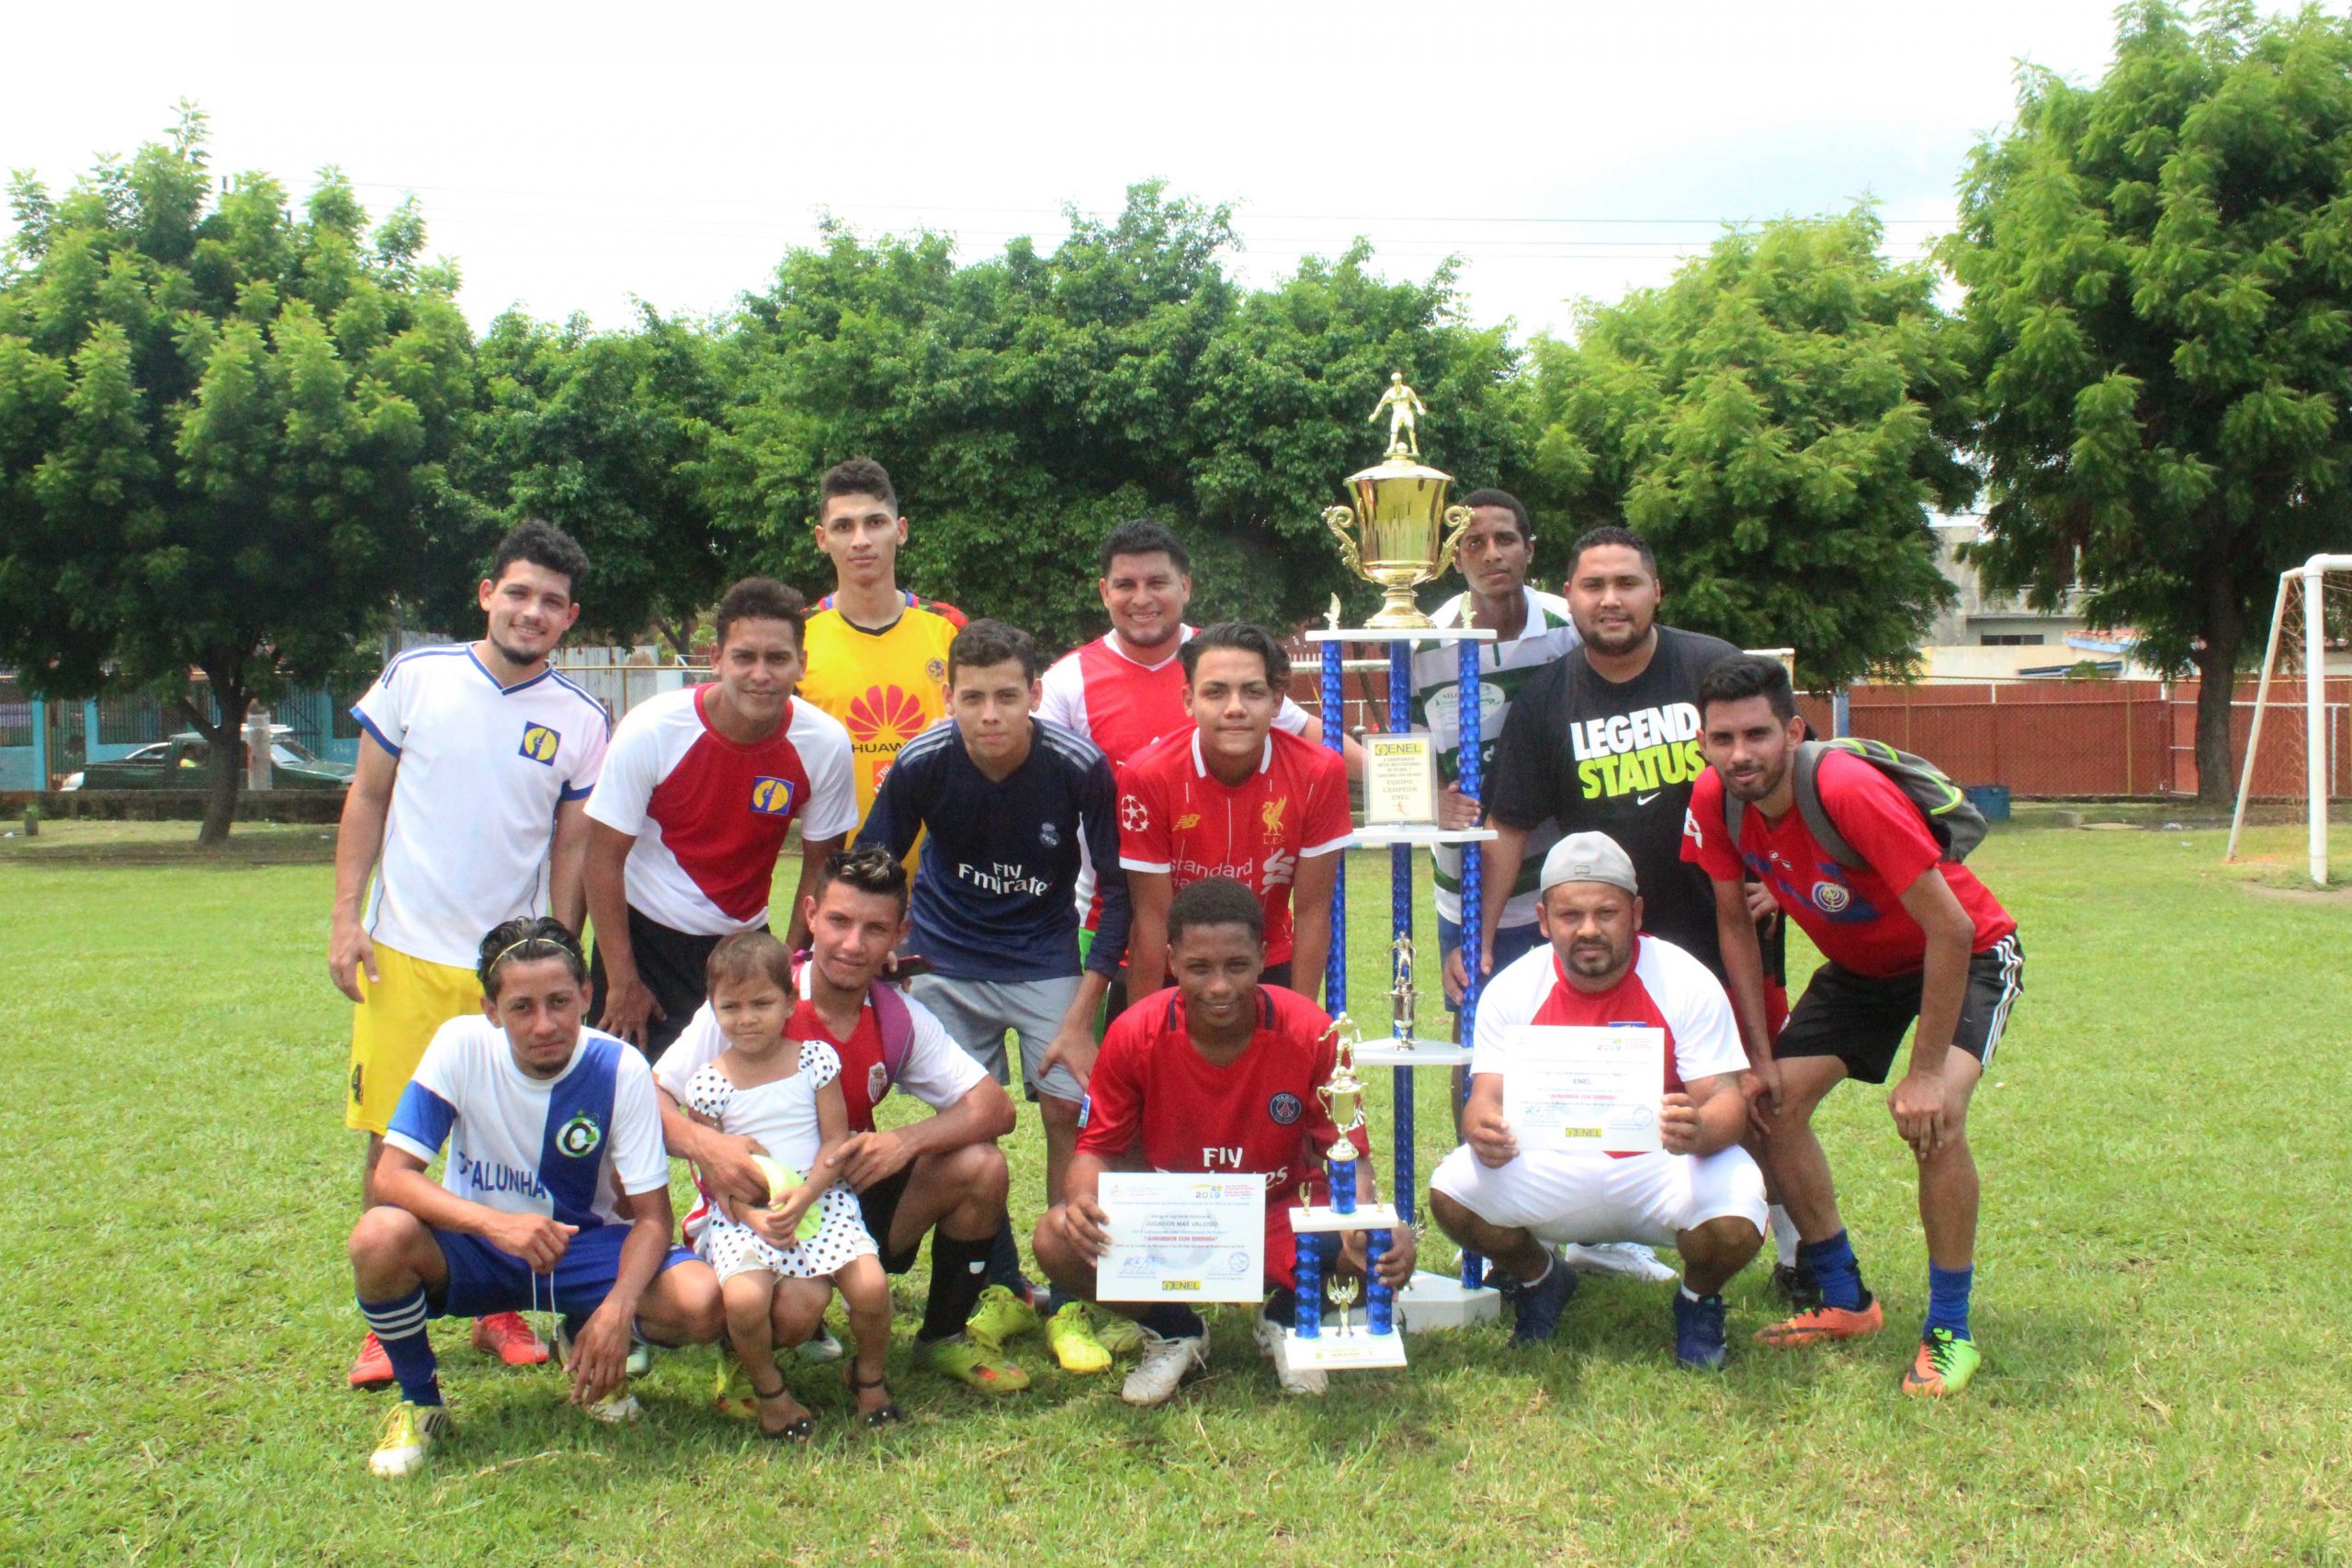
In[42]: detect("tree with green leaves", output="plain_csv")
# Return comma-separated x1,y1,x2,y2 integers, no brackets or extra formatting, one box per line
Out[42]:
464,305,729,656
1944,1,2352,805
1520,208,1973,691
0,107,478,841
710,183,1521,649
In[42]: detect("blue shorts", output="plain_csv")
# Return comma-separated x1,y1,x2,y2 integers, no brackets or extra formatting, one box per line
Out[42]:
428,1220,698,1321
1436,914,1550,1013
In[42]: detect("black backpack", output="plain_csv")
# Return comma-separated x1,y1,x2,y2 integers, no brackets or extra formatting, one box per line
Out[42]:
1722,738,1985,868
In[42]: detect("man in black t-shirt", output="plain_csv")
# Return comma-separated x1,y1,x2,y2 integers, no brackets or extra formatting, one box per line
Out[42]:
1482,526,1739,977
1480,524,1811,1303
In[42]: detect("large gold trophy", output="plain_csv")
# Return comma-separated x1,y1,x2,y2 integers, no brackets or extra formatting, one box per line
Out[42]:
1320,373,1475,631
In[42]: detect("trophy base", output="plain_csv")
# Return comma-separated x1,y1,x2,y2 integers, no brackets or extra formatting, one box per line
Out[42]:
1285,1323,1409,1371
1396,1271,1506,1332
1289,1202,1402,1234
1363,587,1436,631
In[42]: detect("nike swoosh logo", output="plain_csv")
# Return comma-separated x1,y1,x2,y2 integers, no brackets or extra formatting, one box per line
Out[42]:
1636,792,1660,806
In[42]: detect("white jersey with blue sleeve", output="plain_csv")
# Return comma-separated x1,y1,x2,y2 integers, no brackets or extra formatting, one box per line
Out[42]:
384,1016,669,1229
353,645,612,969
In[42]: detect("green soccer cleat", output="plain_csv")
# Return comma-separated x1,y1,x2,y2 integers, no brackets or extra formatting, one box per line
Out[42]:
1092,1313,1145,1359
1044,1303,1114,1374
1903,1327,1983,1397
918,1334,1031,1394
965,1284,1042,1351
368,1401,451,1479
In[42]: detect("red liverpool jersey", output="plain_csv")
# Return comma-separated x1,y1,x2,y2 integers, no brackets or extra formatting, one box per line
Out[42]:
1684,752,2016,979
1114,727,1352,967
1077,983,1370,1286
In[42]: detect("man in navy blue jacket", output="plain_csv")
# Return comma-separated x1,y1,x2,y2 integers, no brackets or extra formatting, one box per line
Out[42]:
858,617,1135,1372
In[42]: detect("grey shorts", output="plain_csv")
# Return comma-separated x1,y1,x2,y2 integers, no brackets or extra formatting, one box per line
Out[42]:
908,973,1085,1104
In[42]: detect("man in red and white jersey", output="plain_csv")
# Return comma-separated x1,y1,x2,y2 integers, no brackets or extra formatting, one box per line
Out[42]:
1115,623,1353,1006
1686,654,2022,1398
1430,832,1764,1372
1032,878,1414,1405
655,848,1035,1396
584,579,857,1061
1037,520,1323,945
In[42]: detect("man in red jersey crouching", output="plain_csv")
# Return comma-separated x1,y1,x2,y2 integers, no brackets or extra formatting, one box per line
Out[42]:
1033,878,1415,1405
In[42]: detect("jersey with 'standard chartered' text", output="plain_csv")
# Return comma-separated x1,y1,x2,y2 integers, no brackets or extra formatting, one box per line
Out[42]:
855,716,1131,981
351,645,611,969
1683,752,2017,979
1037,626,1314,929
1115,727,1352,969
1408,588,1579,929
1077,983,1369,1286
385,1016,668,1228
583,684,857,936
1485,626,1739,976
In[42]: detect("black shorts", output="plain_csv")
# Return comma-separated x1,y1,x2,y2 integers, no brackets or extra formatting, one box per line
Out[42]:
588,907,753,1064
856,1165,922,1275
1775,933,2024,1085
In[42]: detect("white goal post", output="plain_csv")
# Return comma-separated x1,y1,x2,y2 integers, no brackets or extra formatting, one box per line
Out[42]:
2226,551,2352,885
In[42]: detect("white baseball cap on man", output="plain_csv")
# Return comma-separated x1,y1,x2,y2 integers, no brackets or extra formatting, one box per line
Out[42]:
1538,831,1640,897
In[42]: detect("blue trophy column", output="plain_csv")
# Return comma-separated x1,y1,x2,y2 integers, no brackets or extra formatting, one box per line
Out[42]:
1454,628,1486,1291
1320,639,1348,1016
1386,639,1415,1223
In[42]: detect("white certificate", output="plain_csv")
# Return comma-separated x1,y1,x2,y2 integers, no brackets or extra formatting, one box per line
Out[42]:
1502,1025,1666,1155
1096,1172,1267,1302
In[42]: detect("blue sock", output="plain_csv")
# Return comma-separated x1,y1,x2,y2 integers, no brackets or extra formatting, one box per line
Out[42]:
358,1288,442,1406
1138,1303,1205,1340
1925,1264,1974,1342
1798,1230,1867,1313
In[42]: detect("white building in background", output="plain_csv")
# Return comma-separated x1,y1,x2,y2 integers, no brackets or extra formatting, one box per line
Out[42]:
1917,513,2163,680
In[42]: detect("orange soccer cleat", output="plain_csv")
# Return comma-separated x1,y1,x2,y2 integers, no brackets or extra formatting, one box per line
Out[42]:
1753,1295,1885,1348
471,1311,551,1366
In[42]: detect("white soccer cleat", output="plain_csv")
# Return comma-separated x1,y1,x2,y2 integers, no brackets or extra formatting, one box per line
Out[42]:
368,1401,451,1478
1252,1315,1327,1396
1119,1329,1208,1406
581,1391,644,1426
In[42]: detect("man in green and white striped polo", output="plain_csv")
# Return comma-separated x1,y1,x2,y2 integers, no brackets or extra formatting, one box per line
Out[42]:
1407,489,1580,1021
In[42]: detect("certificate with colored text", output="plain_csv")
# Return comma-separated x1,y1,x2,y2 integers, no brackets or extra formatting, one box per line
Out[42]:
1096,1173,1267,1302
1502,1025,1666,1155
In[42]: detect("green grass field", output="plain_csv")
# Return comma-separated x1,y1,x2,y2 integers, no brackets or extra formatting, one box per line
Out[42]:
3,818,2347,1565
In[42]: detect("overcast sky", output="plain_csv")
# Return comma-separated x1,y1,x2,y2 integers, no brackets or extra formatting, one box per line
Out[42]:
2,1,2309,345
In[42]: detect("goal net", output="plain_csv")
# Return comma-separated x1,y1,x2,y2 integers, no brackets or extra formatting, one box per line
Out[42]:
2225,554,2352,885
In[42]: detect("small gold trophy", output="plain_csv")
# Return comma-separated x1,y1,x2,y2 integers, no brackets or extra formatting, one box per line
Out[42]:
1327,1274,1362,1336
1318,1027,1367,1168
1390,935,1417,1040
1321,372,1476,630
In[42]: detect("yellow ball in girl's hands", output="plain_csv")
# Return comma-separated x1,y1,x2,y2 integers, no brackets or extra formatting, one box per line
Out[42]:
751,1156,823,1241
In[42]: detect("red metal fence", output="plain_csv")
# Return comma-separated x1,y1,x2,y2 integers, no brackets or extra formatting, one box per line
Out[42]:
1288,650,2350,800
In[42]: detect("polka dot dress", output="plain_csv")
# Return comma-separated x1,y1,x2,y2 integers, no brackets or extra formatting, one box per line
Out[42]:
685,1043,878,1283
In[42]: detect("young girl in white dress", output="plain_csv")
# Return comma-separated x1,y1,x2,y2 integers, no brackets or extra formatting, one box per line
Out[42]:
683,933,899,1438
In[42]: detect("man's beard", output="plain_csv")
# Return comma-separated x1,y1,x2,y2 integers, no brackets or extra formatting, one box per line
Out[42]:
1579,618,1650,657
1118,615,1181,651
488,630,542,667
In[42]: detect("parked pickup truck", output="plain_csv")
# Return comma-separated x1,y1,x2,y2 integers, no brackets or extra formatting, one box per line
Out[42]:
61,728,355,791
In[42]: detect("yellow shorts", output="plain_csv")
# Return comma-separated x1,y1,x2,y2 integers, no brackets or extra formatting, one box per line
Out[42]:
345,943,483,1135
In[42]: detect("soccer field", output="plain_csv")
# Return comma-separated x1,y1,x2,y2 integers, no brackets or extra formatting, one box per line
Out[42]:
3,818,2347,1566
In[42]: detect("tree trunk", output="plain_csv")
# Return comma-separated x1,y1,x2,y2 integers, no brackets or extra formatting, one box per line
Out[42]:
2193,558,2247,811
660,615,697,661
178,680,249,848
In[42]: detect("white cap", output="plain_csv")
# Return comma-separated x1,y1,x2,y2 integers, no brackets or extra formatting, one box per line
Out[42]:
1538,831,1639,897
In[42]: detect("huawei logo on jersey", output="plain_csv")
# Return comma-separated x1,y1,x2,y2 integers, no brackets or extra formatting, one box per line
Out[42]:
845,685,925,754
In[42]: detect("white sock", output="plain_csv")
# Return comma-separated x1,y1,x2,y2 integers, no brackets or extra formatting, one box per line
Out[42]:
1521,1256,1555,1288
1770,1205,1800,1268
1678,1284,1703,1303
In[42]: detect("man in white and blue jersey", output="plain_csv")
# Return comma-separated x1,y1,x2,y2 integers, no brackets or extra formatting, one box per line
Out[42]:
346,918,722,1478
332,521,612,1387
856,618,1132,1373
